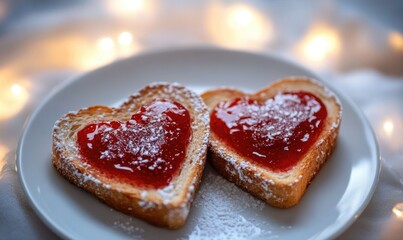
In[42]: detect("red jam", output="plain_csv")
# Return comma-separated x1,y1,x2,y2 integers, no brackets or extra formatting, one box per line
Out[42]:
77,99,191,189
210,91,327,172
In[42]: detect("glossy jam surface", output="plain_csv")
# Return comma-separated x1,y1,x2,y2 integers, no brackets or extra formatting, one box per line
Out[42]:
211,91,327,172
77,99,191,189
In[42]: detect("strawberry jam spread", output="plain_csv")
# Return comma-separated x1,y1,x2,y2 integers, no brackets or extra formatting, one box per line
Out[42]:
77,99,191,189
210,91,327,172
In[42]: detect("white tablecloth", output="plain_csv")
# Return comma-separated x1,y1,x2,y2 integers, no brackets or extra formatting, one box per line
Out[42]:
0,1,402,239
0,71,402,239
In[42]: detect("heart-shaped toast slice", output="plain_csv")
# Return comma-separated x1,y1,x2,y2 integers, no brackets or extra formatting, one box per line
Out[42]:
201,77,342,208
52,83,209,228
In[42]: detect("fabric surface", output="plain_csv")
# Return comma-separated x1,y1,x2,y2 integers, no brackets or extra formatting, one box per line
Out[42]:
1,152,401,239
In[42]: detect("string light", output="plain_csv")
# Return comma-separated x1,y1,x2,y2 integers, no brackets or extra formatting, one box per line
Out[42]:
295,23,341,68
81,32,139,69
97,37,115,52
112,0,146,12
11,84,22,95
383,120,394,136
118,32,133,46
392,203,403,218
227,5,255,28
205,2,272,50
120,0,145,12
389,31,403,51
104,0,156,19
0,82,29,120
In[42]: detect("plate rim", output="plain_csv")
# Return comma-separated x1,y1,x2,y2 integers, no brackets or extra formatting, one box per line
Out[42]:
17,46,381,240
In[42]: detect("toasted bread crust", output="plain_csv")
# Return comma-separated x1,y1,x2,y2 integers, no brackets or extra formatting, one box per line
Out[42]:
52,83,210,228
201,77,342,208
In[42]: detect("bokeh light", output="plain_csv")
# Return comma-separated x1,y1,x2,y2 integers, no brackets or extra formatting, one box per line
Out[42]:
97,37,115,52
78,32,140,70
106,0,146,13
118,32,133,46
376,114,403,151
383,120,394,137
295,23,341,68
0,81,29,120
389,31,403,51
205,2,273,50
392,203,403,218
104,0,156,19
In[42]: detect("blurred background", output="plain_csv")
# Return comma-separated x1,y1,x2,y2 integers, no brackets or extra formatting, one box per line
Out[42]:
0,0,402,239
1,0,402,174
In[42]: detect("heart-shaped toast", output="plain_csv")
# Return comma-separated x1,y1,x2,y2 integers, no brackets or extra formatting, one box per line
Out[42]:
52,83,209,228
76,99,192,189
201,77,342,208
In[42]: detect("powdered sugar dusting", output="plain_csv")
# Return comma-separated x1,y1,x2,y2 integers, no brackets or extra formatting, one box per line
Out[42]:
211,91,327,172
125,82,210,168
188,168,271,239
110,166,271,239
215,93,322,147
157,183,175,204
53,82,210,231
278,77,343,123
113,216,146,239
75,99,192,189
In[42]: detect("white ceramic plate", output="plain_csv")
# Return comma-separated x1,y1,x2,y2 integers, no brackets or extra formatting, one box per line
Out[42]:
18,47,380,240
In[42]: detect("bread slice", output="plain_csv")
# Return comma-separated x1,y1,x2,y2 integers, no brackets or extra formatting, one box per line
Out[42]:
201,77,342,208
52,83,210,228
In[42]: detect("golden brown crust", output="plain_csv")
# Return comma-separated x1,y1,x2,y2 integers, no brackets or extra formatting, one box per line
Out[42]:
52,83,210,228
201,77,342,208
